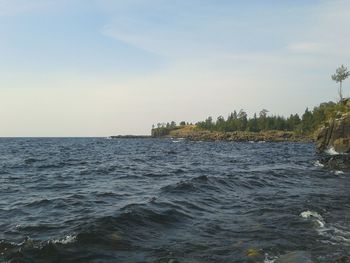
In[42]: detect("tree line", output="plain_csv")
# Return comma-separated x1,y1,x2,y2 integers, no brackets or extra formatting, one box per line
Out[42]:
196,101,347,133
153,65,350,135
153,100,347,135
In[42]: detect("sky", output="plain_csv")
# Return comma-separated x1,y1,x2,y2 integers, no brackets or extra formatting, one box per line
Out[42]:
0,0,350,136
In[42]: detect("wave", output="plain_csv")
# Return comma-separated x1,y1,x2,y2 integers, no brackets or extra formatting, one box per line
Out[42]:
300,210,350,246
319,226,350,244
25,198,52,208
161,181,197,193
313,160,325,167
94,192,129,198
300,210,325,228
0,233,77,262
16,224,62,232
51,235,76,245
0,202,193,261
325,147,340,155
24,157,42,164
2,139,349,262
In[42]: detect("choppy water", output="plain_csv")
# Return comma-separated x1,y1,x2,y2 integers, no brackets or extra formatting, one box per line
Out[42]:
0,138,350,263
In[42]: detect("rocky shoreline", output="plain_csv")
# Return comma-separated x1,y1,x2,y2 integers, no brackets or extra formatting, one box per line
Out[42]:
153,125,312,143
316,112,350,153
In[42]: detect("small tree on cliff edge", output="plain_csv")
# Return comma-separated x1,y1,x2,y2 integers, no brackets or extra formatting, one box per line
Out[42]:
332,64,350,101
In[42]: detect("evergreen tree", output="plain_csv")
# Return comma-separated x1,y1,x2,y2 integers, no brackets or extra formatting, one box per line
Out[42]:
248,113,259,132
301,108,314,132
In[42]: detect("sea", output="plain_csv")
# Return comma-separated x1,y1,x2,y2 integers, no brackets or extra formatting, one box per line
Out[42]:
0,138,350,263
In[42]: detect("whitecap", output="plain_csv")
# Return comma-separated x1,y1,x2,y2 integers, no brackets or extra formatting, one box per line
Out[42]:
301,210,350,245
325,147,340,155
313,160,324,167
318,224,350,244
258,141,266,143
51,235,76,245
264,253,277,263
300,210,325,228
334,170,344,175
19,236,34,247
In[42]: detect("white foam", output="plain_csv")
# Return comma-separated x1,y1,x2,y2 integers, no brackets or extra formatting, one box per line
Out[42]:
334,170,344,175
19,236,34,247
173,138,185,142
301,210,350,245
264,253,277,263
318,224,350,244
300,210,325,228
52,235,76,245
325,147,340,155
313,160,324,167
258,141,266,143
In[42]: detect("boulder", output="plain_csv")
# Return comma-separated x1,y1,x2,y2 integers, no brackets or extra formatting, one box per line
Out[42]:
275,251,318,263
320,154,350,170
333,138,350,153
245,248,264,263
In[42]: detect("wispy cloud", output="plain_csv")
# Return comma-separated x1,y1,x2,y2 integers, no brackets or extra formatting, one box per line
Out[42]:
285,0,350,57
287,42,325,54
0,0,53,16
1,0,350,135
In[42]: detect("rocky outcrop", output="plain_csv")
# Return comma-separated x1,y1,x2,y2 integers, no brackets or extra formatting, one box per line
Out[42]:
316,112,350,153
319,154,350,170
315,108,350,170
167,127,311,142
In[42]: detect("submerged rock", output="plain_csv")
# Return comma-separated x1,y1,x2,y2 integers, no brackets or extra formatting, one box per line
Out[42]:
275,251,318,263
245,248,264,263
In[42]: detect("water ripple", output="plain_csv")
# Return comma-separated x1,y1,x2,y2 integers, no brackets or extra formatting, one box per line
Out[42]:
0,138,349,262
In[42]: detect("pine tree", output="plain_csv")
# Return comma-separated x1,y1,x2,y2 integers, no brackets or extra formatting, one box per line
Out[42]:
332,65,350,101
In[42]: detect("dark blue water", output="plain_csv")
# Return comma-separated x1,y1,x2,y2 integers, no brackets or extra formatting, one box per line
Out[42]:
0,138,350,262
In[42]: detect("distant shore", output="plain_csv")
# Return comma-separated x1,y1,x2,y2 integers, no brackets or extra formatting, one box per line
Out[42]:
110,126,313,142
151,125,313,142
110,135,151,139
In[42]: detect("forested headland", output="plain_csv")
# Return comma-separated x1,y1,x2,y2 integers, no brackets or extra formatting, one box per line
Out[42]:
151,100,350,141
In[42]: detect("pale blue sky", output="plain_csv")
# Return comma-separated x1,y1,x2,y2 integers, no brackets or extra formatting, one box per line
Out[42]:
0,0,349,136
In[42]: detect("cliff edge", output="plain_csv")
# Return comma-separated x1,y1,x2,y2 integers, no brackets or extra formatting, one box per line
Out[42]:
315,99,350,170
316,112,350,153
315,99,350,153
